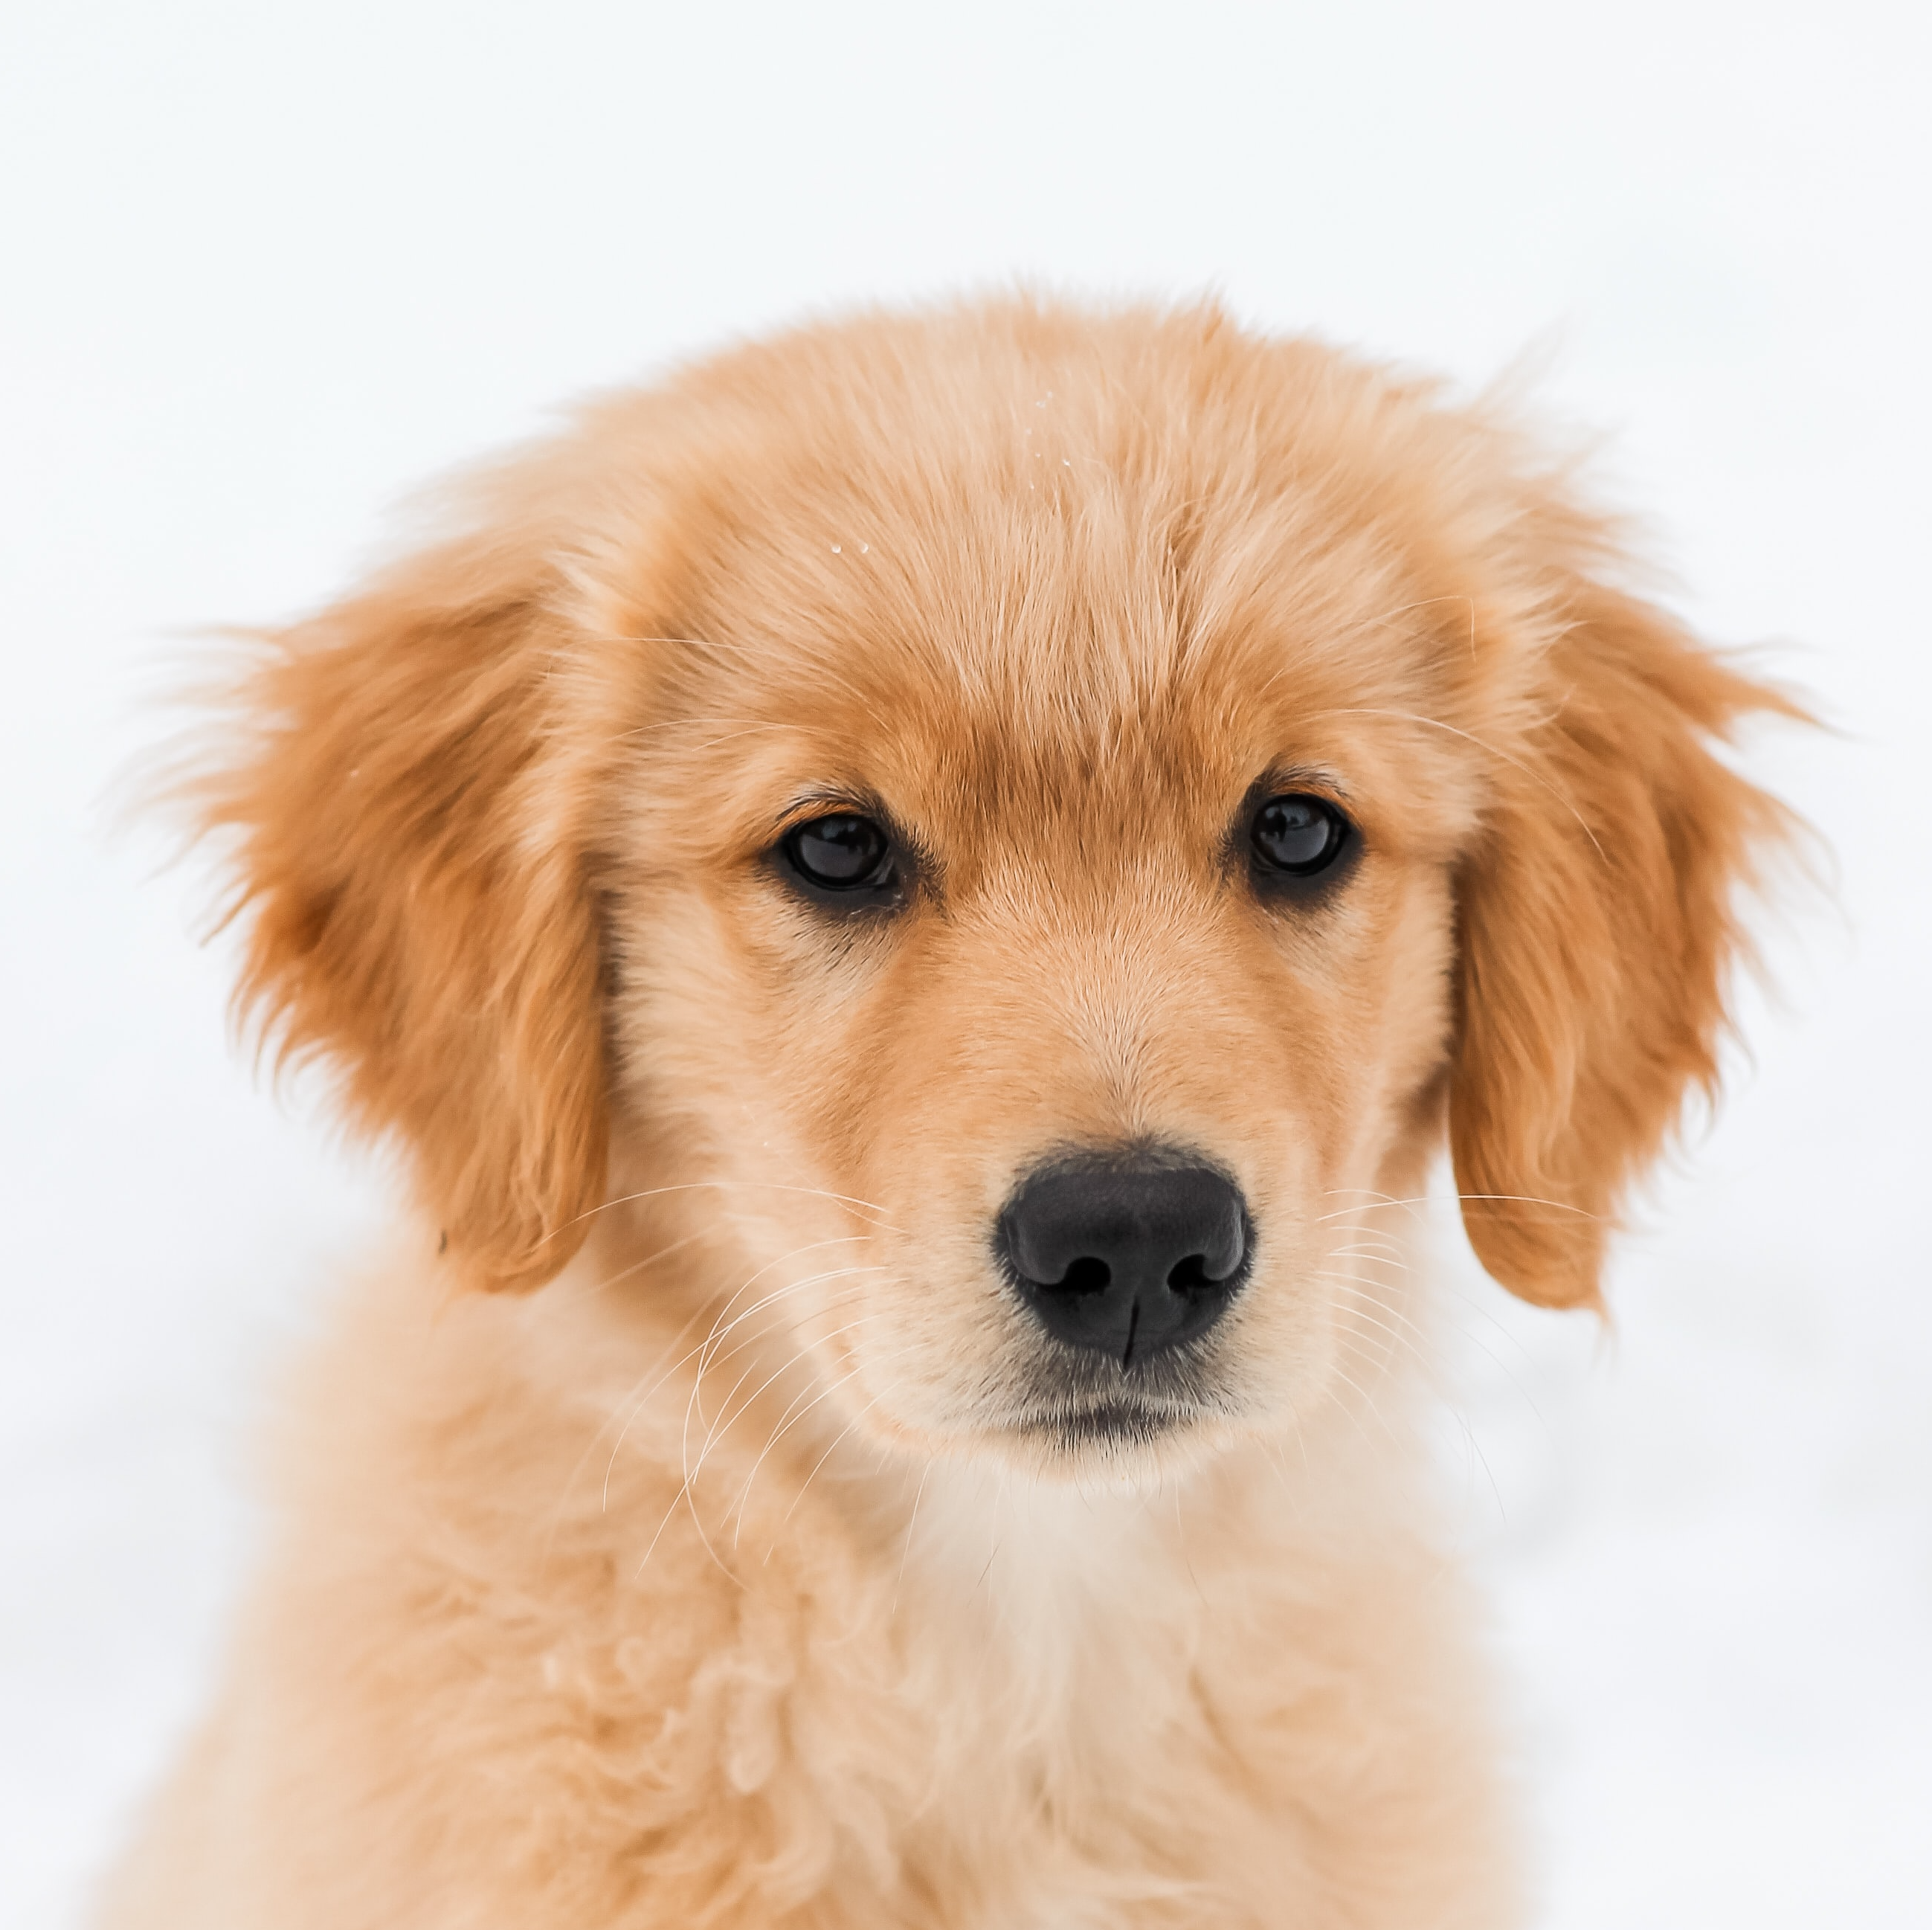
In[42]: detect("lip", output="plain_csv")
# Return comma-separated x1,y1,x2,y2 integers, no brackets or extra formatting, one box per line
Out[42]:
1011,1400,1193,1447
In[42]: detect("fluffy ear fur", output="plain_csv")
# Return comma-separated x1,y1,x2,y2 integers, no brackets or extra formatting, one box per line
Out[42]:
1449,573,1799,1308
196,518,617,1293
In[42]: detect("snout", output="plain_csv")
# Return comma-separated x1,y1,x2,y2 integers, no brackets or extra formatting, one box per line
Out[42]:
996,1154,1251,1367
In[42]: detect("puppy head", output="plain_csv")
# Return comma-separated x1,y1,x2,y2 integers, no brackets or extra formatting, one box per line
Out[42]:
202,301,1794,1471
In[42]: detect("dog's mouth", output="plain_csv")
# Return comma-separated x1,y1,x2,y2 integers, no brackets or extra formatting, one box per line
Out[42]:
1011,1400,1194,1449
979,1321,1242,1455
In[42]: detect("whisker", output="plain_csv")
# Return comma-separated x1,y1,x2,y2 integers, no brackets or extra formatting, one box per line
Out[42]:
561,1265,863,1538
541,1179,904,1247
692,1244,883,1379
726,1334,891,1551
1302,706,1606,861
692,1283,889,1479
677,1299,924,1569
685,1265,886,1457
544,1224,712,1308
1315,1189,1597,1224
612,715,802,744
683,1273,881,1401
892,1462,933,1612
1321,1360,1407,1452
1324,1244,1410,1270
732,1334,930,1534
763,1380,909,1566
654,1331,932,1578
596,1255,851,1459
750,1351,938,1560
1316,1276,1422,1345
1429,1281,1562,1438
1316,1244,1529,1525
600,1261,884,1504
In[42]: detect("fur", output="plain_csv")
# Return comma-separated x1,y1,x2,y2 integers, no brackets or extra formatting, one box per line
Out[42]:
103,297,1796,1928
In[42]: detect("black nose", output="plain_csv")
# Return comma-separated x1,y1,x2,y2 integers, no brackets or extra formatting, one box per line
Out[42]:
997,1156,1250,1367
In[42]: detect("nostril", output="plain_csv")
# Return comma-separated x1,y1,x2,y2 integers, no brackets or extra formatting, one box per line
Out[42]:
1165,1252,1214,1293
1059,1256,1112,1296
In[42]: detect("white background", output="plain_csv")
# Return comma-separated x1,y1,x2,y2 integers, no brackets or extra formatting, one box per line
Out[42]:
3,3,1928,1923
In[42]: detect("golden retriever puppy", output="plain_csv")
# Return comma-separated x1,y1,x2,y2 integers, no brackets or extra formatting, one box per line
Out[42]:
103,298,1794,1929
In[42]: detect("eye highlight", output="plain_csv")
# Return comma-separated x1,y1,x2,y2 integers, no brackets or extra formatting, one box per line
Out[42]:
1249,792,1354,888
776,811,901,907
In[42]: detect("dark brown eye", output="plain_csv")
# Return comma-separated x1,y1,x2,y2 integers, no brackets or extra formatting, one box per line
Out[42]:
1250,793,1352,881
779,813,898,900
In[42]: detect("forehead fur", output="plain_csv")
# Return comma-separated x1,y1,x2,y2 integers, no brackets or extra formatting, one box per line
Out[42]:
578,299,1553,866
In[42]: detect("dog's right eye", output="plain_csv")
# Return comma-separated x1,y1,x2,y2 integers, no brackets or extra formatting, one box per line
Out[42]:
776,813,900,905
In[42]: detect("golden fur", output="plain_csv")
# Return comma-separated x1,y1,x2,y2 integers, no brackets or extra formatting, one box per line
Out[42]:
103,298,1794,1927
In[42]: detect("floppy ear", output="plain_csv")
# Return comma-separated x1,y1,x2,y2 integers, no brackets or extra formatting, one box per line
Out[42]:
1449,575,1798,1308
196,519,622,1293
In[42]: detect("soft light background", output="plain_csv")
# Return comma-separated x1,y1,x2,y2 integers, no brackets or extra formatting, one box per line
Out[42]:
3,2,1927,1923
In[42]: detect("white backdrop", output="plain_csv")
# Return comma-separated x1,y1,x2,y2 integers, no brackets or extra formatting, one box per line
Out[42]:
4,4,1928,1924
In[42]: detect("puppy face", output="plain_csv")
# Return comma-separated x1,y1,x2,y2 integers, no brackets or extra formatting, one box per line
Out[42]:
605,446,1484,1468
199,302,1793,1479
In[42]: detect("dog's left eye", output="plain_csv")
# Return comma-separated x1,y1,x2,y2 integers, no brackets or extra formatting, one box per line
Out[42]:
1249,792,1353,881
777,813,900,903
